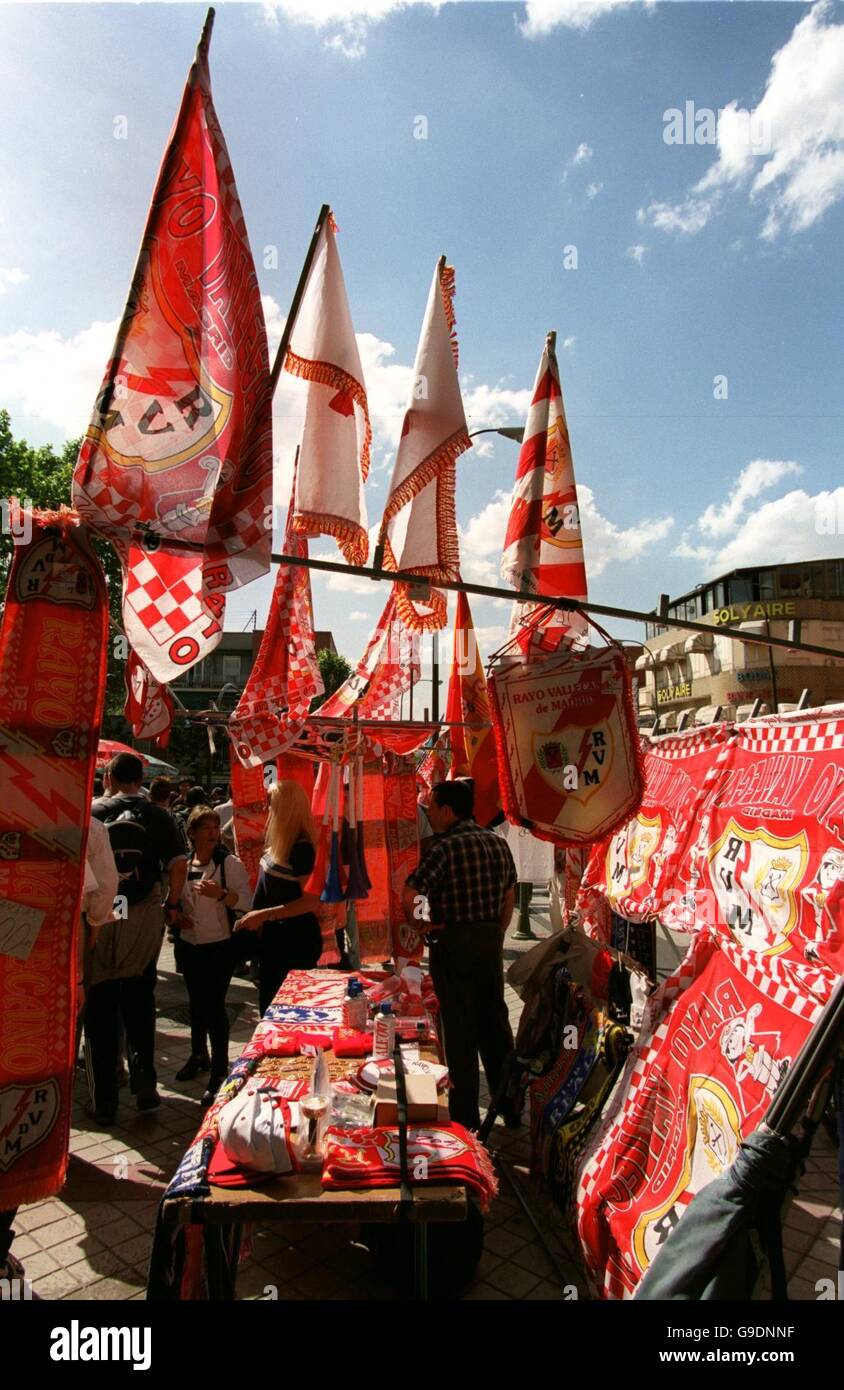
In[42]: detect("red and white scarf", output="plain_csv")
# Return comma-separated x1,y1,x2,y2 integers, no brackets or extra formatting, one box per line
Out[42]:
123,649,174,749
322,1123,498,1211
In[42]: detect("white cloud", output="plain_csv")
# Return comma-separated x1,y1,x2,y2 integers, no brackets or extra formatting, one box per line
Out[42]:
459,483,674,587
626,244,648,264
586,181,603,200
0,267,29,293
0,319,117,436
641,2,844,240
461,380,533,432
262,1,434,57
696,460,802,538
673,458,843,574
521,0,646,36
349,609,371,620
573,142,593,165
561,336,576,352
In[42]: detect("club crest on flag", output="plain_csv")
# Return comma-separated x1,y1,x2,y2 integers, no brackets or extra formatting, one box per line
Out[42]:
15,534,98,610
605,812,663,897
708,821,810,956
0,1079,61,1173
632,1076,742,1274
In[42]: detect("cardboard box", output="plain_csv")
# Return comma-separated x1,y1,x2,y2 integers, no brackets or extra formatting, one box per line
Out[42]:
373,1074,439,1126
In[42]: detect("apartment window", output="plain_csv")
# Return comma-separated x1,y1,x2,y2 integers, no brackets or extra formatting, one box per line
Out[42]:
222,654,242,680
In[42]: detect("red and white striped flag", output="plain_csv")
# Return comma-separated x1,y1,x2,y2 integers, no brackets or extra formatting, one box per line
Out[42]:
380,260,470,631
500,333,587,654
285,213,370,567
445,591,500,827
72,14,272,684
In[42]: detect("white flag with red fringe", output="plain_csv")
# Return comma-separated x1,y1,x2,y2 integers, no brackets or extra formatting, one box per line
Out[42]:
379,260,470,631
500,333,588,655
285,214,370,567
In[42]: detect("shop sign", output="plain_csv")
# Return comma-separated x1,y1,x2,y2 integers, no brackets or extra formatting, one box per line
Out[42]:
736,670,770,683
657,682,692,705
714,601,795,626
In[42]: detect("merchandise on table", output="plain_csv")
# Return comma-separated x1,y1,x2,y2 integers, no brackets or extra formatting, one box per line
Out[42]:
322,1123,498,1211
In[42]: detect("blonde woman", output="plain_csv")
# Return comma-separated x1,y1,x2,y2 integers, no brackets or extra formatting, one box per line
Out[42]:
235,781,322,1014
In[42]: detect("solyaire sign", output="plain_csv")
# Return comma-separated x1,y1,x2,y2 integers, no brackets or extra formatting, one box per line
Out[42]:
714,601,796,626
657,682,692,704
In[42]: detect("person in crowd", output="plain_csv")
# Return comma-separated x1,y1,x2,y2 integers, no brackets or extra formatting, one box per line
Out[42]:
86,752,187,1122
171,777,194,813
235,781,321,1015
402,779,518,1132
171,807,252,1106
149,776,175,808
210,785,226,806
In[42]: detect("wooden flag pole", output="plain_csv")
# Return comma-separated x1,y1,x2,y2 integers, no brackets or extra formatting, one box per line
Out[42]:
269,203,332,395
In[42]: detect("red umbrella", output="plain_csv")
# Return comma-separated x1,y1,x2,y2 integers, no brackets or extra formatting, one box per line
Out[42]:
96,740,150,769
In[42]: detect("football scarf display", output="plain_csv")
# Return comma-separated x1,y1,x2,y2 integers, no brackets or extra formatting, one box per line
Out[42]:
123,648,174,749
284,213,370,566
489,639,644,846
500,334,588,655
445,591,500,828
72,14,272,683
379,261,471,631
320,590,424,748
322,1123,498,1211
228,480,323,769
0,510,108,1207
229,760,268,891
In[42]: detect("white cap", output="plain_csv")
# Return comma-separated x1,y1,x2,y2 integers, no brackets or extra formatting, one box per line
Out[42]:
218,1085,294,1175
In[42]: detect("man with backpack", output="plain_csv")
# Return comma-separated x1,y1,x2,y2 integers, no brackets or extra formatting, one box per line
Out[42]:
86,752,187,1122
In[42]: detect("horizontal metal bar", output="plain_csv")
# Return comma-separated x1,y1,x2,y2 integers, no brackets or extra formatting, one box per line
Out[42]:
121,527,844,664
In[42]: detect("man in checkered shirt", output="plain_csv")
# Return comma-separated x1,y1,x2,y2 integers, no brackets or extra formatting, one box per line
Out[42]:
403,780,517,1130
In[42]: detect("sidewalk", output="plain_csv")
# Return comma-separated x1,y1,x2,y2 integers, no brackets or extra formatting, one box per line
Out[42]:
10,919,841,1302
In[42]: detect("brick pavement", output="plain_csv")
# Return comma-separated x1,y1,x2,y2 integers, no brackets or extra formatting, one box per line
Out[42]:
8,917,842,1302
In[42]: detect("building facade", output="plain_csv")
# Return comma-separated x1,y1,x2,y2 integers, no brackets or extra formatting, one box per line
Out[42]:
637,559,844,730
170,629,337,711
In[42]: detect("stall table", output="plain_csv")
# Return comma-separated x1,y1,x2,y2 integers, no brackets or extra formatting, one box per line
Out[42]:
148,969,477,1300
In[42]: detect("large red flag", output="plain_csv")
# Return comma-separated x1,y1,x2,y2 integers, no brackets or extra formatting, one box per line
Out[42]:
379,261,470,632
500,333,587,654
0,509,108,1207
445,591,500,826
73,13,272,684
123,649,175,750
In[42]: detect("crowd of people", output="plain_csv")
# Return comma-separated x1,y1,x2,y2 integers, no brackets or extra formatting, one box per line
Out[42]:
81,752,325,1121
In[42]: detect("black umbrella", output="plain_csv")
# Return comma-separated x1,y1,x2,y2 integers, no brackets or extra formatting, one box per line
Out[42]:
635,975,844,1301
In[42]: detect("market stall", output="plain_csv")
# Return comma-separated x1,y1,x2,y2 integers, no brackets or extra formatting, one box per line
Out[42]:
147,965,497,1300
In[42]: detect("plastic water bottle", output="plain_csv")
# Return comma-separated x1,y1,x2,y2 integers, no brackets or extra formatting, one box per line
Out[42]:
373,1003,396,1058
343,980,367,1031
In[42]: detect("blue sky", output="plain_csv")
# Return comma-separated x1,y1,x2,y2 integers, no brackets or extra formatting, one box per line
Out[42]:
1,1,843,699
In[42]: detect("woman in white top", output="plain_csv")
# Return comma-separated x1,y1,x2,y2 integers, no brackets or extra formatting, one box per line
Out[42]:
172,806,252,1103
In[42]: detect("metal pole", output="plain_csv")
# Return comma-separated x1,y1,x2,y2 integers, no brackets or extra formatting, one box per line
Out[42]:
431,630,440,722
269,204,332,395
123,532,844,665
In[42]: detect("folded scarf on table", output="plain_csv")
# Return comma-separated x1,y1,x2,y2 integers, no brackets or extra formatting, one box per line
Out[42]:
322,1123,498,1211
332,1028,372,1057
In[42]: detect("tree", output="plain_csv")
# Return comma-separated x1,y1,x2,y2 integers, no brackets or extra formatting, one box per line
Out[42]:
0,409,126,713
314,647,352,704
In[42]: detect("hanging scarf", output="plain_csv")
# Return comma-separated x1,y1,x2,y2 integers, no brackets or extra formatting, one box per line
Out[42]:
0,508,108,1207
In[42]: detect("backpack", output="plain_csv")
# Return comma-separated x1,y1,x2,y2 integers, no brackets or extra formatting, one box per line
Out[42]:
103,799,160,906
212,845,237,932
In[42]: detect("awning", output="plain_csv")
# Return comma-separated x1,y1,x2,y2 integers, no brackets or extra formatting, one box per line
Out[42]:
739,621,766,637
635,651,653,671
660,711,678,731
684,631,714,653
652,641,686,661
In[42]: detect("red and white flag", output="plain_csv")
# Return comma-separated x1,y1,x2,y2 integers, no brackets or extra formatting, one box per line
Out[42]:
500,333,587,654
72,14,272,684
380,261,470,631
445,591,500,827
285,213,370,567
124,649,175,750
229,484,323,770
320,589,420,724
